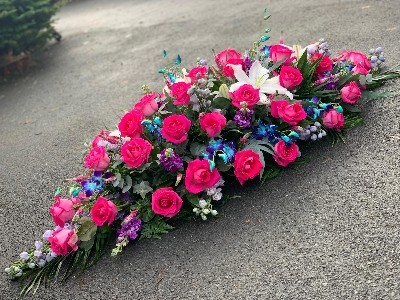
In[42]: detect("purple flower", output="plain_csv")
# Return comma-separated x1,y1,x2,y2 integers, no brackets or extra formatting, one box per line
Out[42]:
117,215,142,243
160,149,183,173
234,109,253,129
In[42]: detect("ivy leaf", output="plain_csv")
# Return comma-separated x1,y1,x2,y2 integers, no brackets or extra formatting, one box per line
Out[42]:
133,181,153,199
77,217,97,242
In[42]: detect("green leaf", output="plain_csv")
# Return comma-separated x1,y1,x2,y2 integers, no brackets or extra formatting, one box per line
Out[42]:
341,102,361,113
218,83,230,99
79,238,95,251
77,217,97,242
140,216,174,240
133,181,153,199
189,142,206,157
296,50,308,72
212,97,231,109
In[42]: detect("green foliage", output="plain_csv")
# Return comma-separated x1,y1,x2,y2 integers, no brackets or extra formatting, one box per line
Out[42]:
140,216,174,239
0,0,59,56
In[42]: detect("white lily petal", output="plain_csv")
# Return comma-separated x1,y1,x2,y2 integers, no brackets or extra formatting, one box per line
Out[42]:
249,61,270,87
229,82,246,93
260,76,293,100
257,92,270,105
228,64,250,84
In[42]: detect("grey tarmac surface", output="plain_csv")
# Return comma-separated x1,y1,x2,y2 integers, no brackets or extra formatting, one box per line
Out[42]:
1,0,400,299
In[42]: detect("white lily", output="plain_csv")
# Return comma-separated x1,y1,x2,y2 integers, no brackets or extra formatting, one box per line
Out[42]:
228,60,293,104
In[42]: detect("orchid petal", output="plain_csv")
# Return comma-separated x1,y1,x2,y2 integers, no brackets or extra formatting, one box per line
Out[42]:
228,64,250,84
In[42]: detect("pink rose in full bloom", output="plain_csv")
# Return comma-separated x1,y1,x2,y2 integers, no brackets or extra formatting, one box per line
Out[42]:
339,51,371,71
230,84,260,109
273,140,300,167
121,137,152,168
187,66,208,83
171,82,191,105
133,93,159,117
215,48,243,78
118,110,144,138
311,53,333,75
185,159,220,194
83,146,110,171
270,100,307,125
233,149,263,185
161,114,191,144
151,187,183,218
90,196,118,226
269,44,294,64
91,130,119,148
199,112,227,138
49,196,77,227
341,82,361,105
352,63,369,76
279,66,303,90
48,229,78,256
322,109,345,131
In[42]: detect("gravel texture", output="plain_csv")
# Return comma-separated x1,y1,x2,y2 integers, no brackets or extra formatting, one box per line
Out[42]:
1,0,399,299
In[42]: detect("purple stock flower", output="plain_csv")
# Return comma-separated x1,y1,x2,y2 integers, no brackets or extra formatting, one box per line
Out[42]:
160,149,183,173
234,109,253,129
117,215,142,243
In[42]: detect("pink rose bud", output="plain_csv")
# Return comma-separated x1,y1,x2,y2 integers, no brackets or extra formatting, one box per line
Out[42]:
270,100,307,126
340,82,361,105
151,187,183,218
170,82,192,106
49,196,76,227
48,229,78,256
233,149,263,185
120,137,152,168
269,44,294,64
83,146,110,171
279,66,303,90
90,196,118,226
273,140,300,167
133,93,159,117
199,112,227,138
214,48,243,78
322,109,345,131
160,114,191,144
185,159,220,194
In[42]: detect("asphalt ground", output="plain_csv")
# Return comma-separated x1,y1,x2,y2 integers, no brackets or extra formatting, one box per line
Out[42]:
0,0,399,299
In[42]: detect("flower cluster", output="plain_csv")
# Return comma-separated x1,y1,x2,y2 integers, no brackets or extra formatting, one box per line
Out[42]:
7,19,400,295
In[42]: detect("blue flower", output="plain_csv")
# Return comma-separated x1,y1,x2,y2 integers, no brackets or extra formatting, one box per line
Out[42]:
81,175,104,197
252,120,279,143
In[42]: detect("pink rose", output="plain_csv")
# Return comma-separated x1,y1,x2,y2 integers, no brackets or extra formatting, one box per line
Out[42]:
187,66,208,83
171,82,191,105
269,44,294,64
352,63,369,76
339,51,371,71
48,229,78,256
270,100,307,125
118,110,144,138
322,109,345,131
91,130,118,148
311,53,333,75
121,137,152,168
49,196,76,227
215,48,243,78
161,114,191,144
199,112,227,138
90,196,118,226
233,149,263,185
273,140,300,167
151,187,183,218
133,93,159,116
230,84,260,109
185,159,220,194
341,82,361,105
279,66,303,90
83,146,110,171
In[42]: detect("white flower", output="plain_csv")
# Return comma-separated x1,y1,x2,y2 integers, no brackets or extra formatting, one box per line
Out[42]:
228,61,293,104
199,199,208,208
